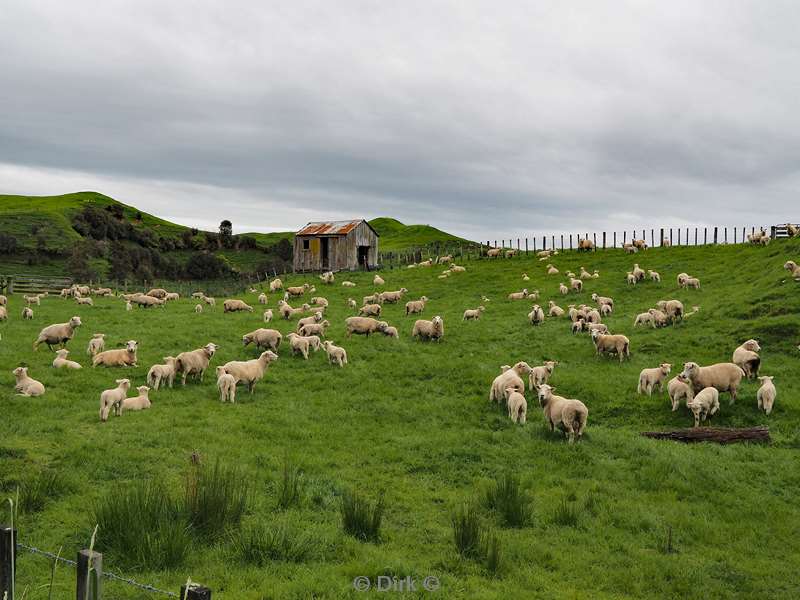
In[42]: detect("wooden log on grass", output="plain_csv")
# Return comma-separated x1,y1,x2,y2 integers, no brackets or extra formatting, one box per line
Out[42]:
641,426,770,445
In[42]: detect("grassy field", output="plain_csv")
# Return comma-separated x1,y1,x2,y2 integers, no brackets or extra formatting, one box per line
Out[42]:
2,239,799,599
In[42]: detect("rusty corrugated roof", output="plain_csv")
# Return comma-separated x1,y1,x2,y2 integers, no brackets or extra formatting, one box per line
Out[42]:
297,220,373,236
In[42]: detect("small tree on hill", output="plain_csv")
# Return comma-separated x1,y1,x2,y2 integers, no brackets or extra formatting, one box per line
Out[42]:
219,220,233,249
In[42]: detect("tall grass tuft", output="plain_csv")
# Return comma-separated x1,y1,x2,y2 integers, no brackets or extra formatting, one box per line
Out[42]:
19,470,69,513
232,522,315,564
93,480,190,569
340,488,385,542
451,503,482,558
484,473,532,528
276,459,304,510
184,459,249,539
660,525,678,554
553,498,581,527
481,530,503,576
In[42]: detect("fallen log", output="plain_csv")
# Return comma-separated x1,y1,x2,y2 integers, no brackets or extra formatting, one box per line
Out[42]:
641,426,770,445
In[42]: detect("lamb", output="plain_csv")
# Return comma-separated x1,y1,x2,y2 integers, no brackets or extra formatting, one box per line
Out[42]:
439,255,453,264
191,291,206,299
405,296,429,315
378,288,408,304
528,305,545,325
347,298,357,311
623,243,637,254
633,312,654,327
757,376,776,415
126,301,133,311
34,316,82,351
53,349,82,369
591,293,614,310
204,296,216,306
99,378,130,421
648,270,661,282
359,303,382,317
12,367,45,397
362,293,379,305
637,363,672,396
215,366,238,403
536,250,552,258
686,387,720,427
76,297,94,306
680,361,745,405
146,288,168,299
311,296,329,308
22,307,34,320
578,238,594,251
286,333,311,359
418,259,434,267
507,289,528,300
632,239,647,251
732,339,761,379
683,277,701,290
342,281,357,287
86,333,106,356
299,321,330,337
286,284,310,297
269,278,283,292
195,304,204,313
522,273,530,281
599,304,612,317
529,360,557,390
319,271,335,284
504,249,518,258
175,343,219,385
164,292,180,302
345,316,389,337
626,272,637,286
147,357,178,390
221,350,278,393
783,260,800,279
24,294,41,306
661,238,671,247
373,274,385,286
243,328,283,352
412,315,444,342
676,272,689,287
579,267,592,280
450,265,466,273
568,278,582,293
322,340,348,367
591,330,630,362
258,293,268,305
647,309,668,328
571,319,586,334
667,375,694,411
119,385,152,413
536,384,588,444
632,264,645,281
656,299,684,322
463,306,485,320
505,388,527,424
223,299,254,313
93,340,138,367
379,325,399,339
489,362,532,403
548,301,565,317
585,309,601,324
487,248,502,258
297,312,323,330
559,283,568,295
547,265,559,275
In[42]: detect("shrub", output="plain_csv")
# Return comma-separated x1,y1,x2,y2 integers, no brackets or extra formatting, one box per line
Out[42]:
183,459,249,539
276,459,304,510
340,488,385,542
484,473,532,528
184,252,231,280
0,233,18,254
451,503,481,558
232,521,315,564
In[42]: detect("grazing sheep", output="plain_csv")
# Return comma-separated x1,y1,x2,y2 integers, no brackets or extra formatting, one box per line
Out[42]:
380,325,399,339
585,309,601,324
99,378,131,421
732,339,761,379
648,270,661,282
175,343,219,385
591,331,630,362
223,299,254,313
242,328,283,352
378,288,408,304
505,388,527,424
342,281,356,287
667,375,694,411
528,305,545,325
656,299,685,323
508,289,529,300
286,284,310,297
412,315,444,342
548,301,565,317
681,361,745,405
571,319,586,334
405,296,429,315
24,294,41,306
662,238,671,247
559,283,568,295
286,333,311,359
130,294,165,308
373,274,385,286
297,312,323,330
34,316,82,351
529,360,557,390
547,265,559,275
22,307,34,320
633,239,647,251
362,293,379,305
0,306,5,321
12,367,45,397
577,238,594,252
632,264,645,281
76,297,94,306
311,296,329,308
489,362,532,404
345,316,389,337
536,384,588,443
686,387,720,427
322,340,348,367
269,278,283,292
587,323,609,335
633,312,654,327
299,321,330,337
463,306,486,320
221,350,278,393
0,295,7,305
676,272,689,287
359,303,382,317
569,278,583,293
164,292,180,302
757,376,776,415
782,260,800,280
93,340,139,367
258,293,268,305
53,349,82,370
86,333,106,356
683,277,701,290
216,366,237,403
637,363,672,395
147,357,178,390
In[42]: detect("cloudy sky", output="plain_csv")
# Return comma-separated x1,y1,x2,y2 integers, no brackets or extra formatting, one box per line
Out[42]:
1,1,799,240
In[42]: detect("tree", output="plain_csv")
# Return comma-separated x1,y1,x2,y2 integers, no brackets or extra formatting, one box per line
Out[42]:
67,243,96,281
0,234,17,254
219,220,233,249
109,242,133,281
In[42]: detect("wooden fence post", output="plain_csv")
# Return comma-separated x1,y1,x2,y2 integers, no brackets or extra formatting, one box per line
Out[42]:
623,231,627,245
659,228,664,246
677,229,681,245
542,236,546,250
181,583,212,599
724,227,728,243
613,232,616,248
713,227,718,244
695,228,698,245
551,235,555,250
524,238,528,254
593,233,597,248
569,234,573,250
685,228,689,245
0,525,16,600
602,232,606,249
704,228,708,244
76,549,102,600
650,229,654,248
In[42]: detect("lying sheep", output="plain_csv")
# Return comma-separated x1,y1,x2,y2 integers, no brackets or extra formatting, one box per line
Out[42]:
591,331,630,362
311,297,329,308
359,303,382,317
286,333,311,359
559,283,568,295
579,267,592,280
667,375,694,411
508,289,529,300
53,349,82,369
412,315,444,342
86,333,106,356
22,307,34,320
299,321,329,337
373,274,385,286
681,361,744,405
783,260,800,280
529,360,557,390
176,343,219,385
223,299,254,313
99,378,130,421
34,316,82,351
732,339,761,379
146,288,168,299
119,385,152,414
637,363,672,395
319,271,335,284
216,366,237,403
463,306,485,320
243,328,283,352
648,270,661,282
345,316,389,337
757,376,776,415
686,387,720,427
322,340,348,367
505,388,527,424
222,350,278,393
548,301,565,317
522,273,530,281
536,384,588,443
76,297,94,306
547,265,559,275
342,281,357,287
93,340,138,367
12,367,45,397
450,265,466,273
528,305,545,325
147,357,178,390
405,296,429,315
489,362,532,404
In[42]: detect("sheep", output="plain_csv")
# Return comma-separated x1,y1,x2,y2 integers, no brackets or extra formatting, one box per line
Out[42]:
164,292,180,302
547,265,559,275
345,316,389,337
587,323,609,335
536,384,588,443
489,362,532,403
487,248,502,258
130,294,165,308
786,223,799,237
269,278,283,292
571,319,586,334
126,301,132,311
528,305,545,326
342,281,356,287
656,299,685,323
0,294,7,305
34,316,82,351
74,285,90,296
195,304,204,313
258,293,268,305
405,296,429,315
683,277,701,290
626,272,637,286
53,349,82,369
732,339,761,379
241,328,282,352
322,340,348,367
579,267,592,280
676,273,689,287
585,309,601,324
591,331,630,362
204,296,216,306
418,259,433,267
632,264,645,281
667,375,694,411
22,307,34,320
223,299,254,313
191,291,206,299
522,273,530,281
508,289,529,300
633,312,654,327
559,283,568,295
373,274,385,286
86,333,106,356
119,385,152,414
146,288,168,299
147,356,178,390
412,315,444,342
99,378,130,421
362,293,379,305
647,308,668,328
450,265,466,273
221,350,278,393
623,243,637,254
536,250,552,258
319,271,335,284
566,271,575,279
662,238,671,247
24,294,41,306
359,303,382,317
439,255,453,264
578,238,594,251
757,376,776,415
548,301,565,317
378,288,408,304
347,298,357,311
93,340,138,367
12,366,45,397
286,333,311,359
76,297,94,306
680,361,745,405
686,387,720,427
213,366,238,403
591,293,613,310
297,312,323,330
311,296,329,308
782,260,800,280
286,284,310,297
633,239,647,251
529,360,557,390
637,363,672,396
299,321,330,338
175,343,219,385
481,295,491,303
648,270,661,283
463,306,486,320
747,229,767,244
505,388,527,424
569,278,583,293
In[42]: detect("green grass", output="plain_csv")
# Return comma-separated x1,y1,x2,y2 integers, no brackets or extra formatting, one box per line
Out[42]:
369,217,469,252
2,239,800,598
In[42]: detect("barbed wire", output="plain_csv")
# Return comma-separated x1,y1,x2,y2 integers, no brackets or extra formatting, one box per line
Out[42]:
16,541,178,598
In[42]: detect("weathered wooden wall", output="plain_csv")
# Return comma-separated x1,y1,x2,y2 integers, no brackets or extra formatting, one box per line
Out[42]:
293,221,379,272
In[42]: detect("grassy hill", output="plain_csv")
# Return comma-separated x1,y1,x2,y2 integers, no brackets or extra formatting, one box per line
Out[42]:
2,238,799,598
369,217,469,252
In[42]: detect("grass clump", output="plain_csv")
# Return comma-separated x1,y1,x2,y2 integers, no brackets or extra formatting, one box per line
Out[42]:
340,488,385,543
484,473,532,528
451,503,504,575
276,459,304,510
19,470,69,513
184,459,250,539
232,521,315,564
553,497,581,527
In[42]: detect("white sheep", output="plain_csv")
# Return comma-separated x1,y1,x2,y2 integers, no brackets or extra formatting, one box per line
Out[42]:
686,387,720,427
681,361,744,405
223,299,254,313
93,340,138,367
359,303,382,317
528,360,557,390
175,343,219,385
463,306,485,320
648,270,661,282
505,388,527,424
222,350,278,393
637,363,672,396
782,260,800,280
508,289,528,300
21,306,34,320
342,281,357,287
569,278,583,293
559,283,568,295
243,328,283,352
667,376,694,411
412,315,444,342
258,293,268,305
732,339,761,379
633,312,654,327
381,325,399,339
216,366,237,403
548,265,559,275
626,272,637,286
13,367,45,396
347,298,357,311
126,301,133,311
345,316,389,337
269,278,283,292
34,316,82,351
86,333,106,356
373,274,385,286
120,386,152,413
322,340,348,367
53,349,82,369
405,296,429,315
147,357,178,390
24,294,41,306
286,332,311,359
489,362,532,404
299,321,330,338
528,305,545,325
99,378,131,421
591,331,630,362
548,301,565,317
757,376,776,415
536,384,588,443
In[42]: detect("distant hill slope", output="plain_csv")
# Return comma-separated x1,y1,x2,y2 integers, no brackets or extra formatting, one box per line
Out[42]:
368,217,469,252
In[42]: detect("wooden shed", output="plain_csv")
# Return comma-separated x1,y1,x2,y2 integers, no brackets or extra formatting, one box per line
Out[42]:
293,219,379,272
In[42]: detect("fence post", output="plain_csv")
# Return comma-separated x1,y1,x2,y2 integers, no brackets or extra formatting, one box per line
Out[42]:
533,237,537,252
602,232,606,249
613,232,616,248
181,583,212,599
0,525,15,600
551,235,555,250
569,234,573,250
685,228,689,245
704,228,708,244
623,231,627,245
695,228,698,245
650,229,654,248
724,227,728,243
713,227,718,244
659,228,664,246
677,229,681,245
542,236,546,250
76,549,102,600
524,238,528,254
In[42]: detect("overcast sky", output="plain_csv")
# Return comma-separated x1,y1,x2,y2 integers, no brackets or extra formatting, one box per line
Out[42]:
1,1,799,240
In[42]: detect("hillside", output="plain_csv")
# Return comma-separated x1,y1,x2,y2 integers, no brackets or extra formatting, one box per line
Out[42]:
368,217,469,252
